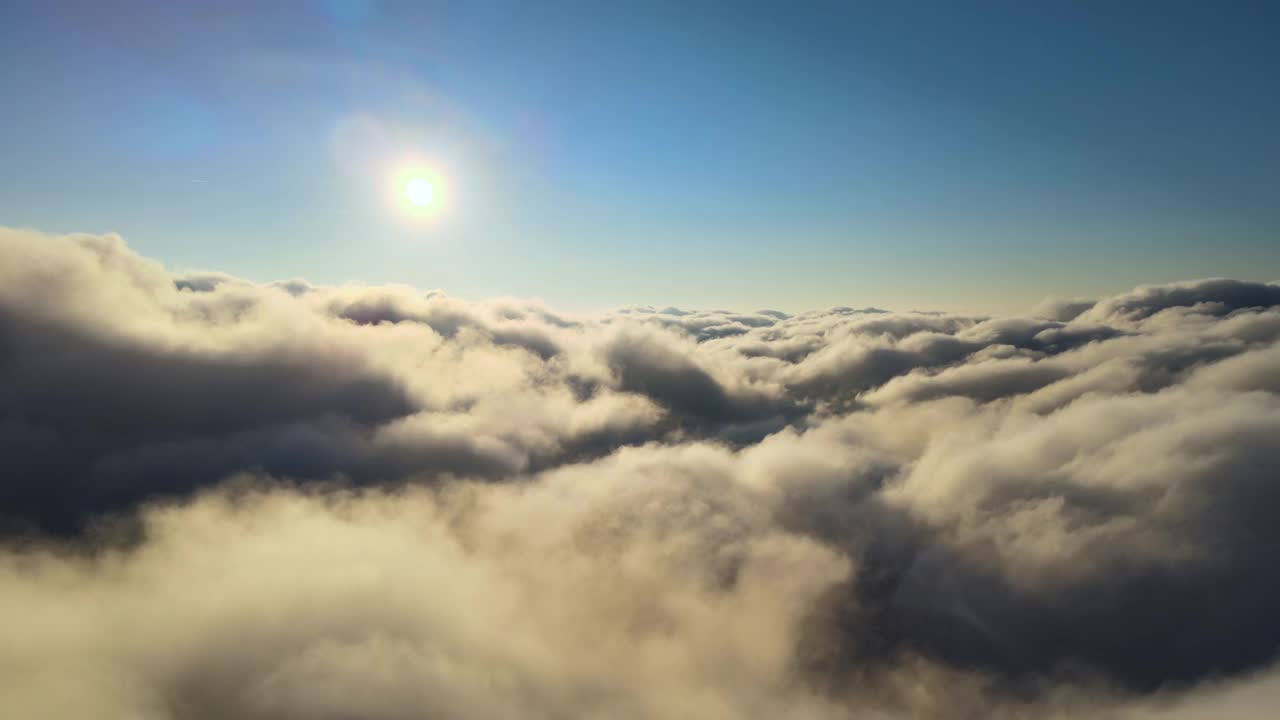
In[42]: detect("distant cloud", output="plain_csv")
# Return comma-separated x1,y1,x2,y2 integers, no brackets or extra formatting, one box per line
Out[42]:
3,226,1280,718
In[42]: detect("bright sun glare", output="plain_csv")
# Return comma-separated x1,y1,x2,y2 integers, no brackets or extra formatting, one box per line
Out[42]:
405,177,434,207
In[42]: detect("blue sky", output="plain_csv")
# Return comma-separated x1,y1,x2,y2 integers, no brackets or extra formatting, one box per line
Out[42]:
2,0,1278,312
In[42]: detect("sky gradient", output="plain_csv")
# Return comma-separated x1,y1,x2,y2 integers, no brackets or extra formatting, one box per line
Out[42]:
3,0,1278,312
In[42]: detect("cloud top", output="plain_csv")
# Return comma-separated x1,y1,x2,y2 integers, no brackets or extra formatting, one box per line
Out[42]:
3,227,1280,718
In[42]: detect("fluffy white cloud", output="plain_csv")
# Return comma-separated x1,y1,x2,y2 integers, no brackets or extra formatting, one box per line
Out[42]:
3,226,1280,718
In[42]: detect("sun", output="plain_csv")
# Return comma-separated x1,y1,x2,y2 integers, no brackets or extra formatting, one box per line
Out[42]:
393,166,447,218
405,177,434,207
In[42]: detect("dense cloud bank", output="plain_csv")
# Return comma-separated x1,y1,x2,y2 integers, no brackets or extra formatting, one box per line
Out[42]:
2,227,1280,718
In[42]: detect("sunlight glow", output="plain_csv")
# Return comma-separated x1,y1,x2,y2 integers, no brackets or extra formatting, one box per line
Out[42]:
394,166,447,219
405,177,433,206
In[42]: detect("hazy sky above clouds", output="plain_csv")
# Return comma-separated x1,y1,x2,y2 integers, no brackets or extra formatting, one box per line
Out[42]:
2,0,1278,313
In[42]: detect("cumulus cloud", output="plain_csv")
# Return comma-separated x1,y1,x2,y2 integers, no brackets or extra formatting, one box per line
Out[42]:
2,226,1280,718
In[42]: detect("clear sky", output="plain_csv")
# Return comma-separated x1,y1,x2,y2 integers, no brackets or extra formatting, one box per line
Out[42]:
3,0,1278,313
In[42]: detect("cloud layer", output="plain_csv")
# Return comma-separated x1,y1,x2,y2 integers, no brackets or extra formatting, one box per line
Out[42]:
3,227,1280,718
